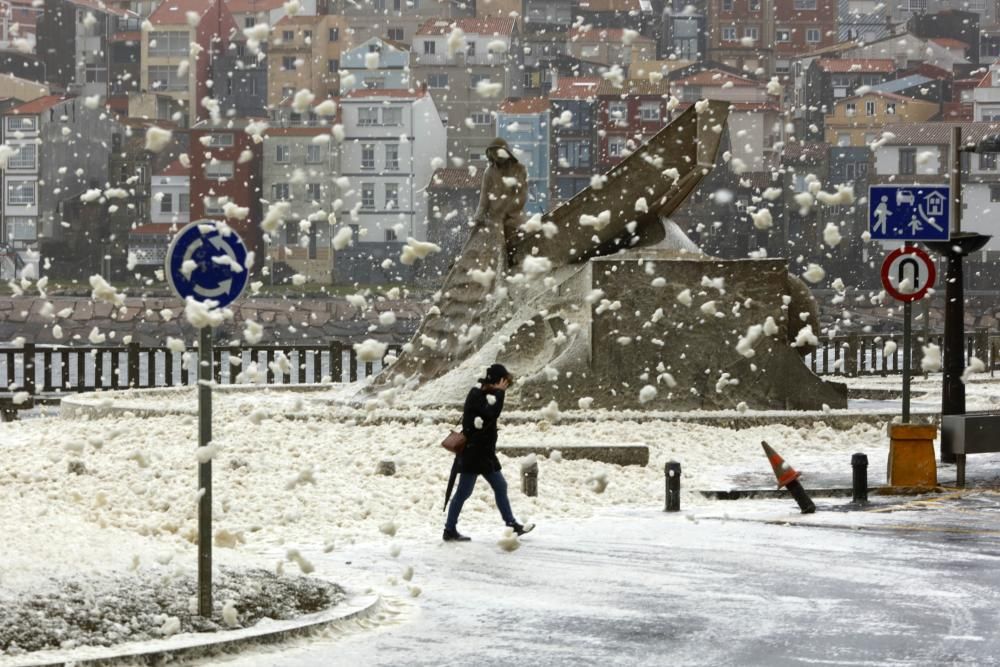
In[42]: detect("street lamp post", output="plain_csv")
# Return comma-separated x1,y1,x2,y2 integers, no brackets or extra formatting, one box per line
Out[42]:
923,127,992,463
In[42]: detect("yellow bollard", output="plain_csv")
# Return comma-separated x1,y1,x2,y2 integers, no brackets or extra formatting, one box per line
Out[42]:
887,424,938,488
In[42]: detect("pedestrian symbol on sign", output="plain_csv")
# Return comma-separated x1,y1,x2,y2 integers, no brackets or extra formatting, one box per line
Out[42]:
868,185,951,242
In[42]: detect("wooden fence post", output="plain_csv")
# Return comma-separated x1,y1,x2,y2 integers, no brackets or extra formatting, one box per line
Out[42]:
127,341,140,388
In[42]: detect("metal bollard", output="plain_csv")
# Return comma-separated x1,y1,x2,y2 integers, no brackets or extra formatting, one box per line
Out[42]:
521,461,538,497
851,452,868,505
376,459,396,476
665,460,681,512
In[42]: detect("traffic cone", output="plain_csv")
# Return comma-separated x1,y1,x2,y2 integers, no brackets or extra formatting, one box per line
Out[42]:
761,441,815,514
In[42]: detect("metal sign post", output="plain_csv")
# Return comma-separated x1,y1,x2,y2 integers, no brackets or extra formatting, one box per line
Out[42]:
165,220,250,618
879,245,937,423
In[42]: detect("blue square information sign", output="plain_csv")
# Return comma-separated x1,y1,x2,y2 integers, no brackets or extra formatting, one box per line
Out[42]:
868,185,951,241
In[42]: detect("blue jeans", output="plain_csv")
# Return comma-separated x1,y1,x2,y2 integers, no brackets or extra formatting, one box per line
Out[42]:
445,471,516,531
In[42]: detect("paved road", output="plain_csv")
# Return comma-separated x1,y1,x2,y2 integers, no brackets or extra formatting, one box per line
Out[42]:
200,494,1000,667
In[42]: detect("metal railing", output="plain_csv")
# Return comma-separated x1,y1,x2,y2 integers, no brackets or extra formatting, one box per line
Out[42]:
0,341,402,397
802,329,996,377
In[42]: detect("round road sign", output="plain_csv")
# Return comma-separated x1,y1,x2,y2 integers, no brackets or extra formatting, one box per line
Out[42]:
165,220,250,308
880,246,936,302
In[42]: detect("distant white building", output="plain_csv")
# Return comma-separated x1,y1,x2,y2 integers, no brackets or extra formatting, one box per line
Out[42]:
335,87,446,283
872,122,1000,254
973,61,1000,121
149,159,189,226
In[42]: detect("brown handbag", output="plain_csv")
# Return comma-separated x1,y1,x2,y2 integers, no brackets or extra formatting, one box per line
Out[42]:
441,430,467,455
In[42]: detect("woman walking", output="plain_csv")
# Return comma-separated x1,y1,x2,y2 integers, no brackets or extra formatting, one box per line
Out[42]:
443,364,534,542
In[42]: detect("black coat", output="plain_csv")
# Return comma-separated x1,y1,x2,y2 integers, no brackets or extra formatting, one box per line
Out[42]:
458,386,506,474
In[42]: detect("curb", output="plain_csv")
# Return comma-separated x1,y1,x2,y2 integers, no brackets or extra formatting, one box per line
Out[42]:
700,485,951,500
11,592,381,667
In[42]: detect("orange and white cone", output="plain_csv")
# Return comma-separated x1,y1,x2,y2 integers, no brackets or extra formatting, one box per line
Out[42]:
762,441,815,514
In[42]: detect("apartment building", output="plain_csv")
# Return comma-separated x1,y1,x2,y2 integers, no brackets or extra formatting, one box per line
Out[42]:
267,13,352,107
339,36,409,94
132,0,236,127
334,87,445,283
496,97,550,215
824,91,938,147
339,0,472,46
550,77,599,204
595,78,671,171
411,17,521,164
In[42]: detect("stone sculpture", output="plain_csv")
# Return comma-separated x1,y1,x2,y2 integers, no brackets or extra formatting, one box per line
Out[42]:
366,101,847,411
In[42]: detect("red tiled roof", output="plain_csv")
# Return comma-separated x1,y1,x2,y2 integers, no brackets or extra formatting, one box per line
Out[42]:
342,88,425,99
881,122,1000,145
130,223,177,235
225,0,284,13
817,59,895,73
672,70,760,88
428,167,480,189
149,0,220,25
595,78,670,97
415,17,516,36
499,97,549,113
930,37,968,50
548,79,600,100
567,26,654,43
6,94,70,115
157,159,189,176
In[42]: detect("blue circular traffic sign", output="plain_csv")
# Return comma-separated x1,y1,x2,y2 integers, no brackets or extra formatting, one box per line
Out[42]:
165,220,250,308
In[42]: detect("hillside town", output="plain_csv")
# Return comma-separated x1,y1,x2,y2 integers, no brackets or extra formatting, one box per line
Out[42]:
0,0,995,290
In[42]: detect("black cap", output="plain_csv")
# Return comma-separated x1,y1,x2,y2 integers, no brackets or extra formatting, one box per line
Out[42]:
479,363,510,385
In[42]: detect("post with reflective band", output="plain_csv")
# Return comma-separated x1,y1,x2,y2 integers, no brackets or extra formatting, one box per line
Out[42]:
198,325,213,617
664,461,681,512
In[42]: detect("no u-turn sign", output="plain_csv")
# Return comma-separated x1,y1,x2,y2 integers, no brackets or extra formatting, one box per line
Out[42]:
880,246,936,302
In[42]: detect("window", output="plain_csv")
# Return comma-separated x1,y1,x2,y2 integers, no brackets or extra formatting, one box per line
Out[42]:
608,100,627,125
282,30,293,41
385,143,399,170
466,41,476,56
722,27,737,42
148,31,189,56
749,0,760,9
7,181,35,206
865,100,876,116
361,183,375,208
806,28,821,43
361,144,375,169
557,140,591,168
722,0,732,9
329,27,339,41
205,160,234,180
981,153,998,170
160,192,173,213
470,73,491,88
899,148,916,175
794,0,817,8
179,193,189,211
776,29,790,42
272,183,290,200
205,133,233,147
387,27,403,41
276,144,290,163
639,101,661,122
364,78,386,89
282,56,297,71
991,184,1000,202
470,112,492,126
8,143,35,169
358,106,378,125
845,102,856,116
307,183,322,201
385,183,399,209
328,59,338,73
6,116,35,131
608,136,626,158
245,16,255,28
303,30,311,41
385,228,397,241
744,27,759,42
203,196,224,214
7,216,36,241
837,133,850,147
423,40,435,54
382,107,402,126
148,65,186,91
427,73,449,88
886,102,896,115
306,144,322,163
